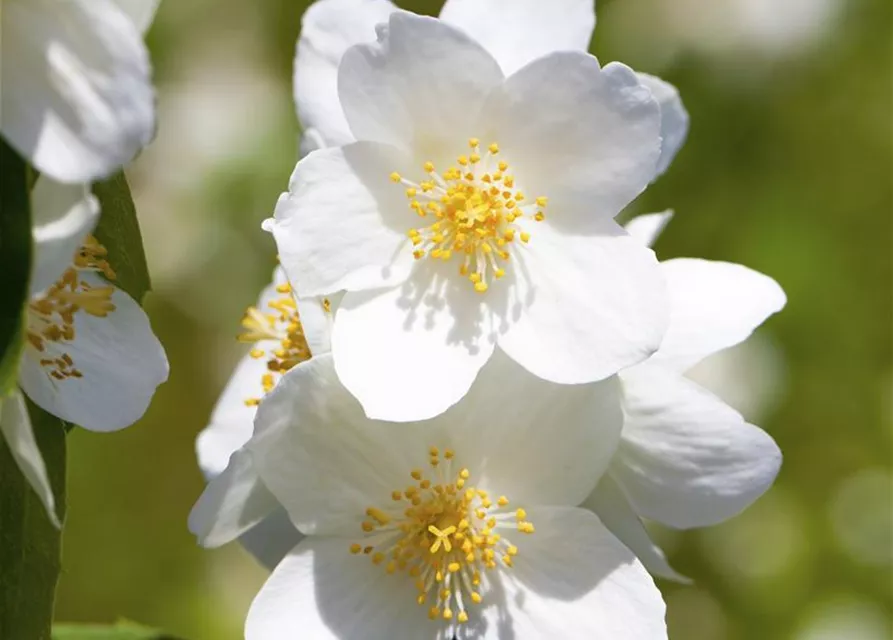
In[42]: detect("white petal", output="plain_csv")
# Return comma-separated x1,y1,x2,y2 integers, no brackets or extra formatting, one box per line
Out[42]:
438,350,623,507
484,506,667,639
1,0,155,183
19,273,168,431
107,0,160,34
30,178,99,295
249,355,420,535
332,264,495,421
296,294,338,358
481,56,661,228
188,448,279,548
268,142,415,297
238,507,304,571
196,352,266,479
582,473,689,582
652,259,787,371
245,537,431,640
624,210,674,249
439,0,595,75
293,0,397,148
498,219,669,384
338,12,503,157
0,391,60,528
613,365,782,529
638,73,689,178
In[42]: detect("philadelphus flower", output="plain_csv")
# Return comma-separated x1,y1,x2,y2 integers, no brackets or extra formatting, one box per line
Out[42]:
239,353,667,639
190,266,335,567
0,178,168,526
0,0,159,183
267,7,677,422
582,211,786,579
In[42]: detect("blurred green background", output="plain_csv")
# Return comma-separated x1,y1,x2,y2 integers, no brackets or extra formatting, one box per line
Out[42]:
54,0,892,638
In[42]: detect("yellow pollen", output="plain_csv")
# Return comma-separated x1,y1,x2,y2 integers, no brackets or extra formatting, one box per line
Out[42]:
350,448,532,627
237,275,312,406
390,138,547,292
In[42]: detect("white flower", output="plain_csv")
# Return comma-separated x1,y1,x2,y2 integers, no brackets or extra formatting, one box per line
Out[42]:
189,267,335,566
582,211,786,580
268,9,672,422
237,352,666,639
0,177,168,526
0,0,159,183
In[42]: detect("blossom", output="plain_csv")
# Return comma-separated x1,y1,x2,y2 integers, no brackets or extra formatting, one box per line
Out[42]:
0,177,168,526
189,267,334,566
0,0,158,183
582,211,786,579
237,352,666,639
268,9,672,422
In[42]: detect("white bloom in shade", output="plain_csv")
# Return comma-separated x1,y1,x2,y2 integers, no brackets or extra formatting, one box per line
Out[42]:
190,267,334,567
582,211,786,580
240,352,666,639
0,177,168,526
269,10,670,422
0,0,159,183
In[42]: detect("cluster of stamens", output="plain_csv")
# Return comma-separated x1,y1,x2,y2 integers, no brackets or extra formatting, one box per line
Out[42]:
26,235,117,381
238,282,330,406
391,139,547,293
350,447,535,626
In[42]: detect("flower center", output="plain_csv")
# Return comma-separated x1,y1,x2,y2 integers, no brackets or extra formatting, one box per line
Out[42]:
26,235,116,381
390,139,547,293
238,282,330,406
350,446,535,625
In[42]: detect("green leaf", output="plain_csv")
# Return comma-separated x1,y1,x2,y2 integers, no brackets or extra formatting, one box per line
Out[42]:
52,621,184,640
0,139,33,396
92,173,152,303
0,400,67,640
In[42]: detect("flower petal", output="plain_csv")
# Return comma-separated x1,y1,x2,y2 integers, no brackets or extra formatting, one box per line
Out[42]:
108,0,161,34
582,473,689,582
498,219,668,384
332,264,495,421
188,447,280,548
293,0,397,148
439,350,623,507
30,178,100,295
652,258,787,371
0,391,60,528
439,0,595,75
613,364,782,529
19,273,168,431
245,537,431,640
624,210,674,249
249,355,420,535
1,0,155,183
268,142,415,297
638,73,689,178
238,507,304,571
484,506,667,639
338,12,503,157
481,55,661,229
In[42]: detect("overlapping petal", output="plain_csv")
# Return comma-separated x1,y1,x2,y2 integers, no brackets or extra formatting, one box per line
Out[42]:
19,273,168,432
1,0,155,183
481,55,661,229
497,219,668,384
613,364,782,529
651,259,787,371
637,74,689,178
439,0,595,76
624,210,674,248
293,0,397,148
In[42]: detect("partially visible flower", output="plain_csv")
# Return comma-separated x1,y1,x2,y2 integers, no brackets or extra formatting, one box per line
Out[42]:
0,177,168,526
0,0,159,183
190,268,335,566
269,11,671,422
583,211,786,579
237,352,666,639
